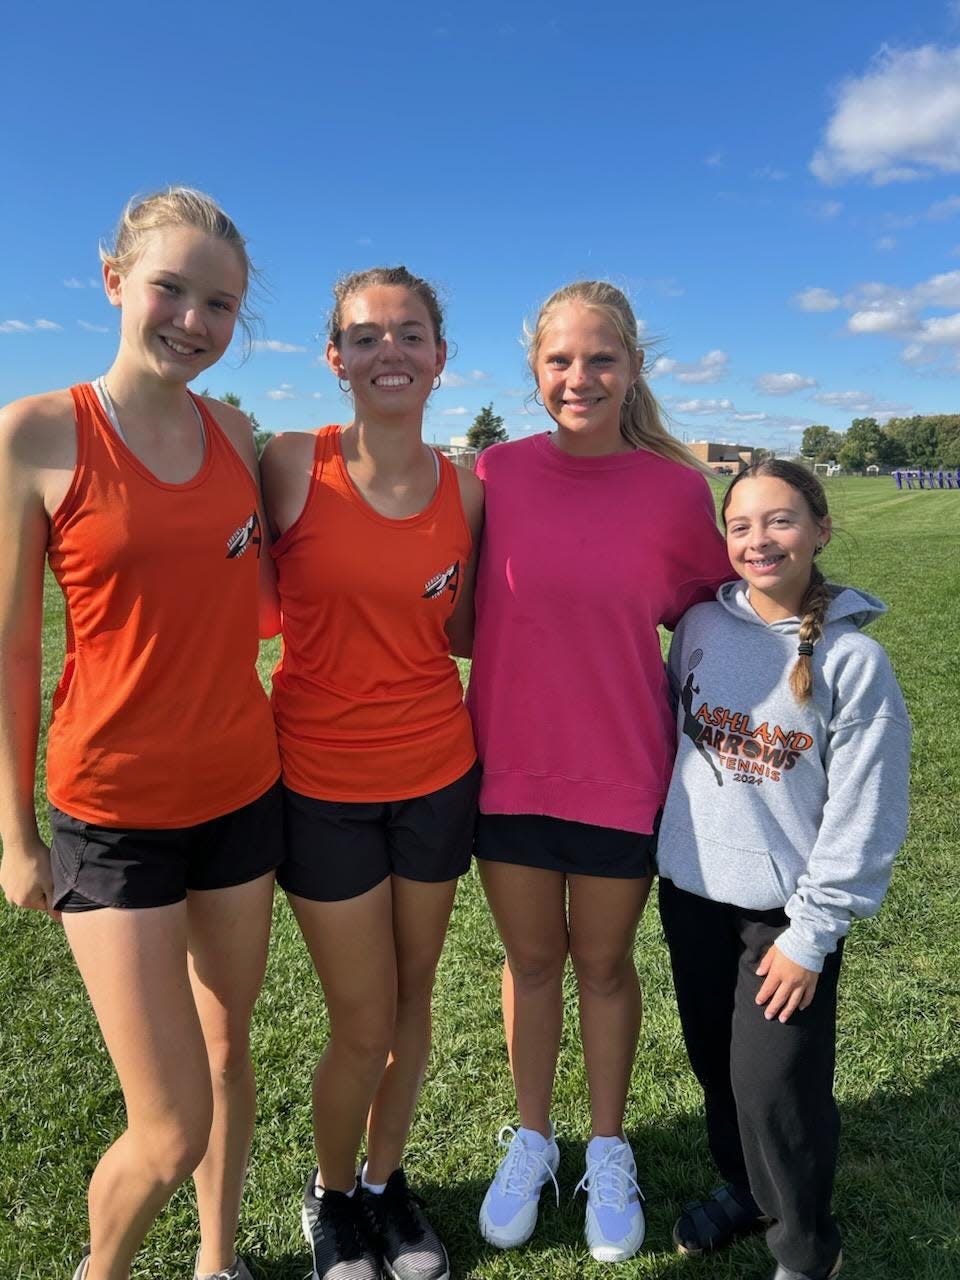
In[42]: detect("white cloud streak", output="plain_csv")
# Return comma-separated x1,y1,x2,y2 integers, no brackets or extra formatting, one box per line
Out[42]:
652,350,729,384
794,287,842,312
253,339,308,353
0,318,61,333
754,372,818,395
78,320,110,333
812,44,960,184
267,384,296,400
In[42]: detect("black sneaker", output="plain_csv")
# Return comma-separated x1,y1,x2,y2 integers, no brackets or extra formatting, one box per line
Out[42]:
301,1171,381,1280
360,1168,449,1280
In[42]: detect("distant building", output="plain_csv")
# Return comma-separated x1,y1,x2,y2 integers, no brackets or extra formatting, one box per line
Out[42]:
436,438,479,470
688,441,759,475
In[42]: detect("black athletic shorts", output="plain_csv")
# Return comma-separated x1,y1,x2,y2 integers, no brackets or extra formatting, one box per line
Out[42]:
278,761,480,903
49,780,284,912
475,810,659,879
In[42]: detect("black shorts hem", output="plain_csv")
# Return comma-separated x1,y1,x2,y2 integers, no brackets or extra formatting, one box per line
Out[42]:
475,810,658,880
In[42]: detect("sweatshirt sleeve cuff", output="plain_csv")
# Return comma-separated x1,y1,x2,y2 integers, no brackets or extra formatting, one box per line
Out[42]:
774,924,828,974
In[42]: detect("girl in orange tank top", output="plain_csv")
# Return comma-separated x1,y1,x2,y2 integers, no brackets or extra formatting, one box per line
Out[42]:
261,267,483,1280
0,189,279,1280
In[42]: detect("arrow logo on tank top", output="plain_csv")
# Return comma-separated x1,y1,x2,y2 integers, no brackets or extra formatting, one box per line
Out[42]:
226,512,262,559
422,561,460,600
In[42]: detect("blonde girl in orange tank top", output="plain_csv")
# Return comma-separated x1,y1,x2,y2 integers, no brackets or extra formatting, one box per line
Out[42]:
0,190,281,1280
261,268,483,1280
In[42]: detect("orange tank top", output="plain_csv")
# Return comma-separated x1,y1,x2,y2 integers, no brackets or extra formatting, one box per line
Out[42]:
271,426,476,802
45,383,280,827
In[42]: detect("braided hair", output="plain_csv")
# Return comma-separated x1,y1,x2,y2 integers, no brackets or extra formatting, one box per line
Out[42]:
722,460,832,704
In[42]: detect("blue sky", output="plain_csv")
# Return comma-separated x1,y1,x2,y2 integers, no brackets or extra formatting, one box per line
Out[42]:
3,1,960,450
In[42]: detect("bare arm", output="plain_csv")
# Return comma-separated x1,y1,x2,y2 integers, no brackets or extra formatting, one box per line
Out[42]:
204,397,280,639
0,393,75,916
446,464,484,659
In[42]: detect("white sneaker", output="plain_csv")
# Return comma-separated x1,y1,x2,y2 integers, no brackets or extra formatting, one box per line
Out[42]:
479,1124,560,1249
575,1136,646,1262
194,1251,254,1280
72,1250,90,1280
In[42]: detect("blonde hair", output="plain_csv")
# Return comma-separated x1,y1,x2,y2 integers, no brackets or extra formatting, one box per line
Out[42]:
328,266,444,348
100,187,256,346
527,281,710,472
722,460,832,703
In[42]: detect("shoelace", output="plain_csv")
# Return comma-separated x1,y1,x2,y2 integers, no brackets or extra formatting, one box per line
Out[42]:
377,1179,426,1243
494,1125,560,1206
319,1192,368,1258
573,1143,646,1211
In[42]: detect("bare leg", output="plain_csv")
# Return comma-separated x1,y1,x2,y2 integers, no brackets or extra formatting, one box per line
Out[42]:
288,881,397,1192
63,906,213,1280
568,874,652,1137
478,861,568,1136
364,876,458,1182
188,872,275,1274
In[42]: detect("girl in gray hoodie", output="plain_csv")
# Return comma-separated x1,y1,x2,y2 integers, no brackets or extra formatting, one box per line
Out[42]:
657,460,910,1280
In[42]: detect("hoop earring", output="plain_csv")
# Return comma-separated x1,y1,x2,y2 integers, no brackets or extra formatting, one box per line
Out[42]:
814,543,824,556
533,389,544,407
623,385,638,407
433,376,442,391
337,377,351,393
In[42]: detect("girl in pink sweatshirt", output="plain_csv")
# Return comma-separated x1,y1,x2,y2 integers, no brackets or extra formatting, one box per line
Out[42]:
468,281,731,1263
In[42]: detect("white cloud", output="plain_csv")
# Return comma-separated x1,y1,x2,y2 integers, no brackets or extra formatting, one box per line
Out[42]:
847,305,913,334
442,406,469,416
731,412,770,422
807,200,844,220
927,194,960,220
78,320,110,333
267,384,296,400
875,235,897,251
705,149,724,167
752,166,788,181
755,372,818,395
311,391,325,400
674,398,735,415
63,277,86,288
811,45,960,184
0,318,61,333
810,390,910,416
794,287,841,312
657,349,729,384
440,369,487,387
253,339,308,353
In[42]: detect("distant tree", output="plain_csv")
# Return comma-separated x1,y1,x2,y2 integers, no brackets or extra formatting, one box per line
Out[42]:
801,424,843,463
838,417,898,472
884,414,951,468
466,403,508,452
218,390,271,456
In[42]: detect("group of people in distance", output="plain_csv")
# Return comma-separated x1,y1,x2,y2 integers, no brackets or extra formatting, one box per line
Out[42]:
0,188,910,1280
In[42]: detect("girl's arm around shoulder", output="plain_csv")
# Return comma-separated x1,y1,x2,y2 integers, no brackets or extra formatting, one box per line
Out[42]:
0,391,77,918
204,396,280,639
661,468,734,630
260,430,317,541
446,464,484,659
778,636,911,973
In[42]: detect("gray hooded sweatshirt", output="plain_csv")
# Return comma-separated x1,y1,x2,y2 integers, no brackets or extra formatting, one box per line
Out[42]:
657,580,911,972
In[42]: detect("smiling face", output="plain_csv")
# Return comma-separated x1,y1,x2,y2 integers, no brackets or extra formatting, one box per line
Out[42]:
534,302,640,454
723,475,832,620
105,224,244,383
326,284,446,420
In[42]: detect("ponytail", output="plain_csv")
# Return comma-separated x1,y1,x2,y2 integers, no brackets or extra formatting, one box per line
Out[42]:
789,564,831,703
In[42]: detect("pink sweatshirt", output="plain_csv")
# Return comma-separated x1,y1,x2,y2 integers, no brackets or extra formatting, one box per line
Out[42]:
467,433,733,834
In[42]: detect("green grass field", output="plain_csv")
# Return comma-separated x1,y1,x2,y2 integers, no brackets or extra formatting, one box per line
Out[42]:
2,478,958,1279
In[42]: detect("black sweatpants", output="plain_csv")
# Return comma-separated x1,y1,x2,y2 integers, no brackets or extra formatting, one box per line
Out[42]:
659,877,844,1279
